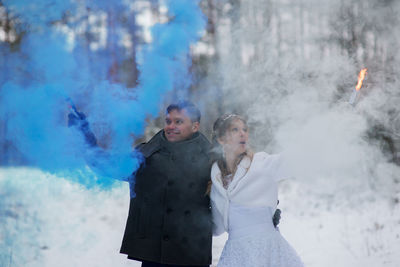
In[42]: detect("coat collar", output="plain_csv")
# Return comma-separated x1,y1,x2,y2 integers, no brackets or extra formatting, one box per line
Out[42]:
138,130,209,158
160,131,200,150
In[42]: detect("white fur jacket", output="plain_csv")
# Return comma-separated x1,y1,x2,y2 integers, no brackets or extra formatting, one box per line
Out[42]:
210,152,290,235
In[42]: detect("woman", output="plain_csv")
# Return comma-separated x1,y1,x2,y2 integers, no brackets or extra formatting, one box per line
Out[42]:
210,114,304,267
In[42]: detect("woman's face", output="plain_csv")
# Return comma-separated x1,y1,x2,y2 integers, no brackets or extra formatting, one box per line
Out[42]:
219,119,249,158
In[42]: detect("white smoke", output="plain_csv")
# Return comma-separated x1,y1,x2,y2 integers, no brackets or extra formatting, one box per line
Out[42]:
204,0,400,200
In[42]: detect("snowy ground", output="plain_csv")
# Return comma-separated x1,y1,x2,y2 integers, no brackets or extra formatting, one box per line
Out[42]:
1,168,399,267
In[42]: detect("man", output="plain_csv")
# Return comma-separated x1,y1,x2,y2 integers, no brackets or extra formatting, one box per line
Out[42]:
120,101,212,267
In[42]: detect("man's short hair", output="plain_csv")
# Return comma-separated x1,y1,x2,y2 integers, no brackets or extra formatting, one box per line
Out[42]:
166,101,201,123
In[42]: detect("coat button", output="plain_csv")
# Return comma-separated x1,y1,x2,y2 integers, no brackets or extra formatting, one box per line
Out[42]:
166,208,173,214
163,235,169,241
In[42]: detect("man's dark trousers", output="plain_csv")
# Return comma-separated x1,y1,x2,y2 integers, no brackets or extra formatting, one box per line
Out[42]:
141,260,209,267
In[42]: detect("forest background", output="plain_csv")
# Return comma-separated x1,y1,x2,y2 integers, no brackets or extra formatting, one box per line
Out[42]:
1,0,400,266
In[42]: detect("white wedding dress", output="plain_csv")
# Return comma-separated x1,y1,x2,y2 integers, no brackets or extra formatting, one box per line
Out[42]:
211,152,304,267
217,204,304,267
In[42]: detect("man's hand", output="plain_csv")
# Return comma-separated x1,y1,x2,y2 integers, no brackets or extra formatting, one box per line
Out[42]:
272,208,281,228
68,107,86,125
68,108,97,147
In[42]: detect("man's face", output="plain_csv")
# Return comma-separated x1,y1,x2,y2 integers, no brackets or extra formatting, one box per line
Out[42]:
164,109,199,142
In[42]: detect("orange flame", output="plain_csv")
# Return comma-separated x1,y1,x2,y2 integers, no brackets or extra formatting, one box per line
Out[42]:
355,68,367,91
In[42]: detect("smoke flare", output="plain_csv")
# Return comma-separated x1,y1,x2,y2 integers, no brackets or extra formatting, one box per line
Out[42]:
0,0,206,188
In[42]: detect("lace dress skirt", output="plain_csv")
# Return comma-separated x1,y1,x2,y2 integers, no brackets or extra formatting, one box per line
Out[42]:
217,204,304,267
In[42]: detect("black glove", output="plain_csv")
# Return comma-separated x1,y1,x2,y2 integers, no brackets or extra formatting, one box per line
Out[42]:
68,109,98,147
272,208,281,227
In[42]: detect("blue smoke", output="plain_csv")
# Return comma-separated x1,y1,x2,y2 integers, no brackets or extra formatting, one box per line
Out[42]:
136,0,206,114
4,0,74,28
0,0,206,188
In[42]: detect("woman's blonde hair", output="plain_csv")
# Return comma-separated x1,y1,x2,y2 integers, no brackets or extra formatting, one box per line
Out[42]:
208,114,253,190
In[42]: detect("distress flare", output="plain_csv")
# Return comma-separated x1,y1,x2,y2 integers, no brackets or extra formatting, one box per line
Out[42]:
349,68,368,105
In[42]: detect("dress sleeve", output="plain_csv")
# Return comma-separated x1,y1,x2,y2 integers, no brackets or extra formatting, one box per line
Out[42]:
270,153,293,182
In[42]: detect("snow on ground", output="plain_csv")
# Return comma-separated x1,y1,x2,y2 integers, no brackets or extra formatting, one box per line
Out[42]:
1,168,399,267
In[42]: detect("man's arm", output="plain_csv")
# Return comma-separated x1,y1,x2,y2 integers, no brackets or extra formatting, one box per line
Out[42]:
68,109,98,147
67,108,138,181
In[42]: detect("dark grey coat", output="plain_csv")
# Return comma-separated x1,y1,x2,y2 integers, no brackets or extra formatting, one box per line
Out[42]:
120,130,212,266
